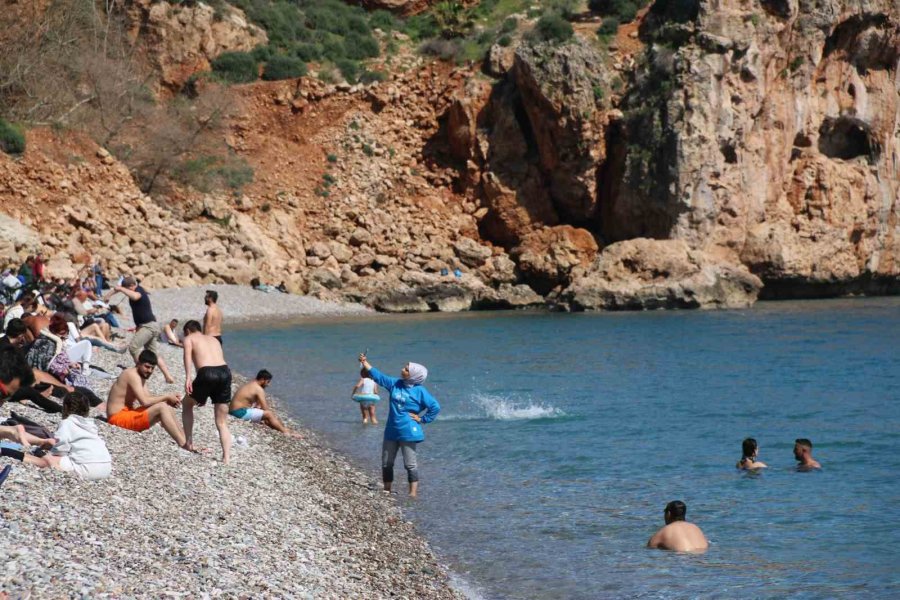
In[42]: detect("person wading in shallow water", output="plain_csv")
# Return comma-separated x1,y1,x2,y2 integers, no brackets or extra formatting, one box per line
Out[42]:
647,501,709,553
358,353,440,498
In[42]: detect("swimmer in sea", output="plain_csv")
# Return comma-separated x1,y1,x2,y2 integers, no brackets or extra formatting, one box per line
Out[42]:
351,368,379,424
793,438,821,470
647,501,709,553
736,437,767,470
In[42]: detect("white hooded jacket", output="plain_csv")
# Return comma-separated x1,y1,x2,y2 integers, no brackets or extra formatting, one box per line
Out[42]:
51,415,112,466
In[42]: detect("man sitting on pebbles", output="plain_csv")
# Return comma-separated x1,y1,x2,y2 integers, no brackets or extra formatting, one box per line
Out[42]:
229,369,301,438
106,350,187,448
181,320,233,464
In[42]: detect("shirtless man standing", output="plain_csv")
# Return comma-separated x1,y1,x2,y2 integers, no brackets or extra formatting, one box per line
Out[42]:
106,350,186,447
182,320,232,464
647,501,709,553
202,290,223,346
229,369,300,437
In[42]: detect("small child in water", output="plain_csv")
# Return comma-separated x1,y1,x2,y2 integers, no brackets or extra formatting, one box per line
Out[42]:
16,391,112,480
351,368,379,424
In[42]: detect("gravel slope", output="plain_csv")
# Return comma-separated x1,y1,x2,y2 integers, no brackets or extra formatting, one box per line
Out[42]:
0,290,461,599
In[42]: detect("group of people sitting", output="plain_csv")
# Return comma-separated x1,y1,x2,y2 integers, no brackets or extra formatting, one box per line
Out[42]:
0,262,300,485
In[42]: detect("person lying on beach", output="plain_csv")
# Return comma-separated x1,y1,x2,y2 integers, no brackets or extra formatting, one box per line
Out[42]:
160,319,182,347
229,369,300,437
351,368,379,424
647,501,709,553
182,320,233,464
793,438,821,470
106,350,187,448
736,437,767,470
9,391,112,480
358,354,440,498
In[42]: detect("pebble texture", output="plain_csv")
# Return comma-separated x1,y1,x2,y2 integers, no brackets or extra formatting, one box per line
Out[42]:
0,288,460,599
127,284,375,325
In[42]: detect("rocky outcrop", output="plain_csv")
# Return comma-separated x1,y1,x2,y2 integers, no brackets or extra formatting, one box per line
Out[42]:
609,0,900,297
563,238,763,310
125,0,267,90
511,225,599,295
446,38,613,294
0,212,40,261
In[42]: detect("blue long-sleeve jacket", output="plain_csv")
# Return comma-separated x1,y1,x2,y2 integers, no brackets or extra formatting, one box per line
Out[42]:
368,367,440,442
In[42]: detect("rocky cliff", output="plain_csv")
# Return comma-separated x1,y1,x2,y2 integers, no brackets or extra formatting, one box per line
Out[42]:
2,0,898,311
614,0,900,298
125,0,267,90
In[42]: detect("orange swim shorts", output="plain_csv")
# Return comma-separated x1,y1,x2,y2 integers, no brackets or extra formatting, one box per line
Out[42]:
108,407,151,432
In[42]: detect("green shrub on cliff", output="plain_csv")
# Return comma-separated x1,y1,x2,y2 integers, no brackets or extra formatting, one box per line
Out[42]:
589,0,641,23
0,118,25,155
262,55,308,81
528,14,574,44
335,58,360,83
211,51,258,84
231,0,381,75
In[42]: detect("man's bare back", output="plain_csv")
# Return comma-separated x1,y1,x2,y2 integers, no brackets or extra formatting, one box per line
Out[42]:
106,368,146,416
186,333,226,370
647,521,709,552
230,380,263,412
204,304,223,337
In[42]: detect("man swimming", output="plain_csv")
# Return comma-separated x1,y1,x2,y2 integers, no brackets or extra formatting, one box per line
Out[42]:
202,290,223,345
106,350,186,447
182,320,232,464
647,500,709,552
793,438,821,470
229,369,300,437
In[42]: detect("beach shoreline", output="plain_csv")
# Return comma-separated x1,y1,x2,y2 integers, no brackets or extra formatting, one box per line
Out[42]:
0,286,464,598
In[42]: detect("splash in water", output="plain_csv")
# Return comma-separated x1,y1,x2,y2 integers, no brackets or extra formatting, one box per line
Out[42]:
457,392,564,421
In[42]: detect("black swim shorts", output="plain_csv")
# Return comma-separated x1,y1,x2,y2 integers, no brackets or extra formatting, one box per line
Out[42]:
191,365,232,406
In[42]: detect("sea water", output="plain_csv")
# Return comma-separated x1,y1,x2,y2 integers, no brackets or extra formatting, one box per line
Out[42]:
225,297,900,599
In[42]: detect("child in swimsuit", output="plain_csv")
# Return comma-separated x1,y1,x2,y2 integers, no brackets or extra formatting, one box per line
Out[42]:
351,368,379,424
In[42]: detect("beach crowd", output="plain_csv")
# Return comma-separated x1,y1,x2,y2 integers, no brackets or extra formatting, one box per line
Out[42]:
1,252,822,557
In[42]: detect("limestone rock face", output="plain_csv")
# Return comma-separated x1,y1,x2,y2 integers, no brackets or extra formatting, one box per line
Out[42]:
512,225,599,295
563,239,763,310
510,40,610,225
126,0,267,90
608,0,900,296
0,212,40,260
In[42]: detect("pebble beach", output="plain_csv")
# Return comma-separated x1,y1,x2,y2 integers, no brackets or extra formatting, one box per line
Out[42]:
0,286,462,598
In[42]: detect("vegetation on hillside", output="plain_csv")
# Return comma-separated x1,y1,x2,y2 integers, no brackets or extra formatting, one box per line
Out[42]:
0,2,251,196
230,0,382,83
0,119,26,155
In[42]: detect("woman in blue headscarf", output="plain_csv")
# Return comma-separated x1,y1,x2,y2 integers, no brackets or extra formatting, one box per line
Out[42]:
358,353,440,498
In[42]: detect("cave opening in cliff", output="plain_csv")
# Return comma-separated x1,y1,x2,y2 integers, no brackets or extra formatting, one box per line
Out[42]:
818,116,880,163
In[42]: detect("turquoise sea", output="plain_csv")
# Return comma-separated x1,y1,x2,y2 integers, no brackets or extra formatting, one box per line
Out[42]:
226,298,900,599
